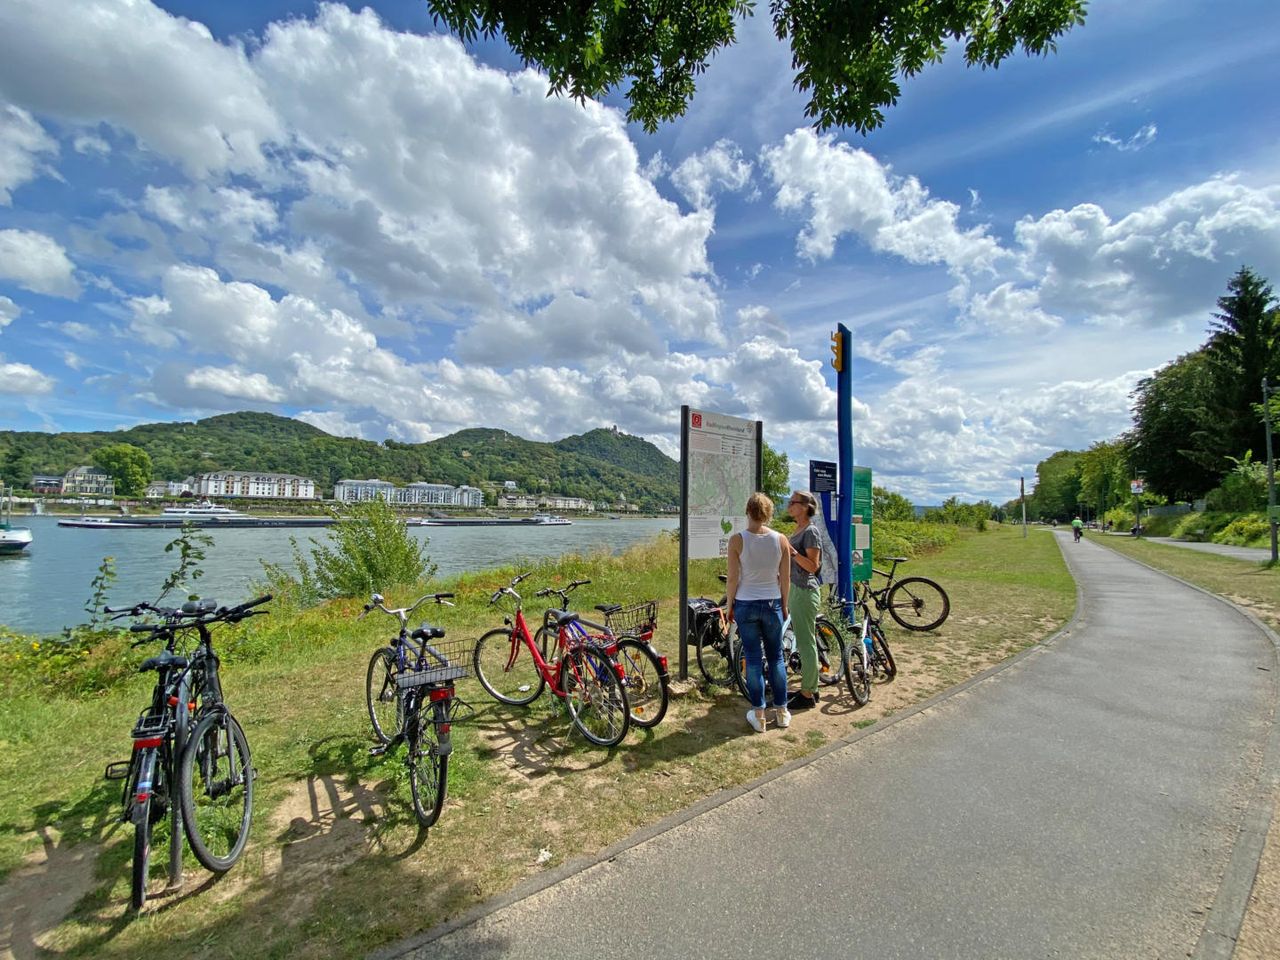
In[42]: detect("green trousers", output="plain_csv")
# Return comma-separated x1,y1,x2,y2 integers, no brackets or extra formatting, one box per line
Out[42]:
791,585,821,692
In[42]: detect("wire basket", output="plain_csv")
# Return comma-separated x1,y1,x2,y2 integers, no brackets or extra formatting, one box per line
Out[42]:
603,600,658,637
395,634,473,689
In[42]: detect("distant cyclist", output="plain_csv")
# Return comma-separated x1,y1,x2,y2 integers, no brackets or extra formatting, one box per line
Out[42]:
1071,516,1084,542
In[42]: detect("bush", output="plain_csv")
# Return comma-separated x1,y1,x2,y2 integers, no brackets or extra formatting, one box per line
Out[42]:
1168,511,1234,542
274,498,436,600
1205,456,1268,512
1215,513,1271,546
1105,506,1135,531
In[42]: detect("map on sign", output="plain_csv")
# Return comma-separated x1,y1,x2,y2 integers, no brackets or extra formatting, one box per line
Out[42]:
685,409,759,559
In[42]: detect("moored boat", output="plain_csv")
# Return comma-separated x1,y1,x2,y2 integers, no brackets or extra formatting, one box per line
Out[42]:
1,491,32,553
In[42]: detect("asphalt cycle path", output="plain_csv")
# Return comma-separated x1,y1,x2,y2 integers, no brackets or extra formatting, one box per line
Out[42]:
384,532,1278,960
1144,536,1273,564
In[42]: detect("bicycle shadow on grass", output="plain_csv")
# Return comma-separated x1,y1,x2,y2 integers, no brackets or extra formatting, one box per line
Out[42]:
466,699,619,779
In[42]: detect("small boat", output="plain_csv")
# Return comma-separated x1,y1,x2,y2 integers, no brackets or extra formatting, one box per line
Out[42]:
162,500,247,519
530,514,572,525
1,492,33,554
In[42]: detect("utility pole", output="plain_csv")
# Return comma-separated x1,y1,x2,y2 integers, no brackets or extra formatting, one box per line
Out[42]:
1020,476,1027,539
1264,378,1278,563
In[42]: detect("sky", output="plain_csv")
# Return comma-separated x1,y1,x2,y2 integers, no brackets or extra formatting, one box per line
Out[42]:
0,0,1278,504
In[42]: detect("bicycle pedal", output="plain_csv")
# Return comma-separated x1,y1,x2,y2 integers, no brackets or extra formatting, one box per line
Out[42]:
104,761,130,781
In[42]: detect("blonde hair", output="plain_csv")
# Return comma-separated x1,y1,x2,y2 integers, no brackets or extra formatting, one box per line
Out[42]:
745,491,774,523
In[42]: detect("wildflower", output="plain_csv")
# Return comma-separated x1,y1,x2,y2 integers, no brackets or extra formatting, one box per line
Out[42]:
31,642,40,652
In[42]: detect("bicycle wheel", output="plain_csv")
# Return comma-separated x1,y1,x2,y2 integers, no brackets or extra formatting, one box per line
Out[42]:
887,577,950,631
836,633,871,707
131,802,152,910
560,646,630,746
179,710,253,873
366,646,400,745
814,619,846,686
616,637,668,728
695,619,736,688
407,698,448,828
474,627,545,705
871,625,897,681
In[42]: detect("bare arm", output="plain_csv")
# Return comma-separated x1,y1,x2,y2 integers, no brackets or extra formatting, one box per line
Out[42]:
725,533,742,621
778,536,790,617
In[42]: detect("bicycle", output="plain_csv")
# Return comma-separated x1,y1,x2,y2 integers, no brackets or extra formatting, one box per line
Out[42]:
103,595,267,910
531,580,670,729
1073,525,1083,543
473,573,630,747
361,591,470,828
860,557,950,632
834,586,897,683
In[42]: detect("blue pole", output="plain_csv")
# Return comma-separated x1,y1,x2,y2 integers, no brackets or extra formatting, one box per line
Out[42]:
835,322,853,616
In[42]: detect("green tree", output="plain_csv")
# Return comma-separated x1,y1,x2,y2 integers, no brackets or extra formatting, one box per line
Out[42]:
761,440,789,500
426,0,1087,133
1204,266,1280,471
1078,440,1129,516
873,485,915,521
1028,450,1082,521
91,442,153,497
1127,351,1220,501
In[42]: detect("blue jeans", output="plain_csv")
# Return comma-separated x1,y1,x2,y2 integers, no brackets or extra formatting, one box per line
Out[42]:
735,598,788,711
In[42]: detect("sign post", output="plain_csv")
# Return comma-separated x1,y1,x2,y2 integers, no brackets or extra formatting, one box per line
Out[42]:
833,323,854,614
1130,477,1144,536
851,466,873,582
678,407,763,680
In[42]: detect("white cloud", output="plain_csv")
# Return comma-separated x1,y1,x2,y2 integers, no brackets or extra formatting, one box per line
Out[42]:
0,356,54,394
185,366,287,403
0,0,280,177
735,304,788,342
0,104,56,203
762,129,1005,273
0,229,80,297
0,295,18,331
72,133,110,157
62,350,83,371
1093,122,1158,152
670,139,754,209
967,284,1062,333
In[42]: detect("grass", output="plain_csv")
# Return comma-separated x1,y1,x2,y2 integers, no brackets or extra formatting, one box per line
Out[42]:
0,523,1074,959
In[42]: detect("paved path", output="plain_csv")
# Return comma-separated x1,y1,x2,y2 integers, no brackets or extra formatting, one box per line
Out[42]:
385,533,1278,960
1145,537,1274,563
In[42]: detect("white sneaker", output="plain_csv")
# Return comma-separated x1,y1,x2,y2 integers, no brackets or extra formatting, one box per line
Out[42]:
745,709,766,733
775,707,792,729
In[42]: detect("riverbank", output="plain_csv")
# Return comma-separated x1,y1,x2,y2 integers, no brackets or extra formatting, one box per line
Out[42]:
0,525,1073,959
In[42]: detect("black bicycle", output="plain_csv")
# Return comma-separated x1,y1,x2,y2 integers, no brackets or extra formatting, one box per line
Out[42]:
104,595,266,910
361,591,471,828
860,557,950,632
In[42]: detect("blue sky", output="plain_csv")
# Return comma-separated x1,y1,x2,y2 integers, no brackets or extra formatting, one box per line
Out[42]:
1,0,1278,503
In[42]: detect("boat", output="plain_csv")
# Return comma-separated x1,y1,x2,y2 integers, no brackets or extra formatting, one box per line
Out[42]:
1,491,33,554
407,514,573,527
162,500,248,519
530,514,572,525
58,499,338,529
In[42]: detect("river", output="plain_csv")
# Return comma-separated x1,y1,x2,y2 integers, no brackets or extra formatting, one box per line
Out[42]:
0,515,677,635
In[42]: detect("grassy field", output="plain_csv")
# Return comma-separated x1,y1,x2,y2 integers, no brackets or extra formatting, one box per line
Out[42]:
0,524,1074,959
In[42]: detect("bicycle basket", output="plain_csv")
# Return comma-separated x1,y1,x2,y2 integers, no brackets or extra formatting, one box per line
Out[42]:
395,635,474,689
604,600,658,636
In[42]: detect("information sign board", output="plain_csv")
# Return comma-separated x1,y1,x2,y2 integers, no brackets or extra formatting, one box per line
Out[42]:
809,460,837,494
683,409,761,559
1130,479,1145,495
851,466,873,582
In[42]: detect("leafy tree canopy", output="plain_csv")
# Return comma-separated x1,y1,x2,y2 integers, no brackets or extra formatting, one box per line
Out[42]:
91,443,153,498
426,0,1088,133
761,440,789,500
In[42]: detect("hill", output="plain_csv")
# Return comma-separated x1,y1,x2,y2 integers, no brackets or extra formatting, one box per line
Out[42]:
0,413,678,510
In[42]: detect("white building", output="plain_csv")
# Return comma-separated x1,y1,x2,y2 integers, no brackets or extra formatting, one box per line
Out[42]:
497,494,539,510
334,479,484,508
62,466,115,497
540,495,593,512
193,471,317,500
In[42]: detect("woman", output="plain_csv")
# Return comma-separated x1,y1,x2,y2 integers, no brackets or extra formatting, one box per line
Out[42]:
785,490,823,710
726,491,791,733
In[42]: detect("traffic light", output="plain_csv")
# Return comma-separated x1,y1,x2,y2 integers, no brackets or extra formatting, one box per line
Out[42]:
830,330,844,372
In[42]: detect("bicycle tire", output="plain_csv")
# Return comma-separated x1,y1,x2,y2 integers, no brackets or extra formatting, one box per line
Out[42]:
560,646,630,746
131,800,152,910
871,625,897,681
616,637,669,728
886,577,950,632
813,619,846,686
179,710,253,873
366,646,401,744
695,618,734,688
407,698,448,828
474,627,545,705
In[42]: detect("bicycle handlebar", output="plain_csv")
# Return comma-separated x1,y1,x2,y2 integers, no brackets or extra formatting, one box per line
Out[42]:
359,591,455,622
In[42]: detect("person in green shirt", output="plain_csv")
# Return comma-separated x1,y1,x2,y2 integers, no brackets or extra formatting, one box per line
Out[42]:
1071,516,1084,542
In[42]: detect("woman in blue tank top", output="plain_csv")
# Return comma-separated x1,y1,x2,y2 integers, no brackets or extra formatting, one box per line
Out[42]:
726,492,791,733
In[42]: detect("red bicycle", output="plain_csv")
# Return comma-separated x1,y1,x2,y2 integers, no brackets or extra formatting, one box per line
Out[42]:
472,573,631,747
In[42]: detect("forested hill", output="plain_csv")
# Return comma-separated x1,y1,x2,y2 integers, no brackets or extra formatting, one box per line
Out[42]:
0,412,679,509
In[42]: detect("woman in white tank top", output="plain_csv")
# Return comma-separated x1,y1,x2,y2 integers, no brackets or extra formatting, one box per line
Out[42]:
726,492,791,733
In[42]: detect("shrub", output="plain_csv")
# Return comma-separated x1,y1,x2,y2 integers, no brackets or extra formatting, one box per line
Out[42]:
1215,513,1270,546
1105,506,1135,531
279,498,436,599
1204,454,1267,512
1169,511,1234,541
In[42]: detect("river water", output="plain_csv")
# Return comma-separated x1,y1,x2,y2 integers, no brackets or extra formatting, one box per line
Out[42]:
0,515,677,635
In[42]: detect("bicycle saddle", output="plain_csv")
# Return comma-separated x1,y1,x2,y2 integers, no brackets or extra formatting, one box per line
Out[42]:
595,603,622,615
546,609,580,627
882,556,908,563
138,651,189,673
411,624,445,640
